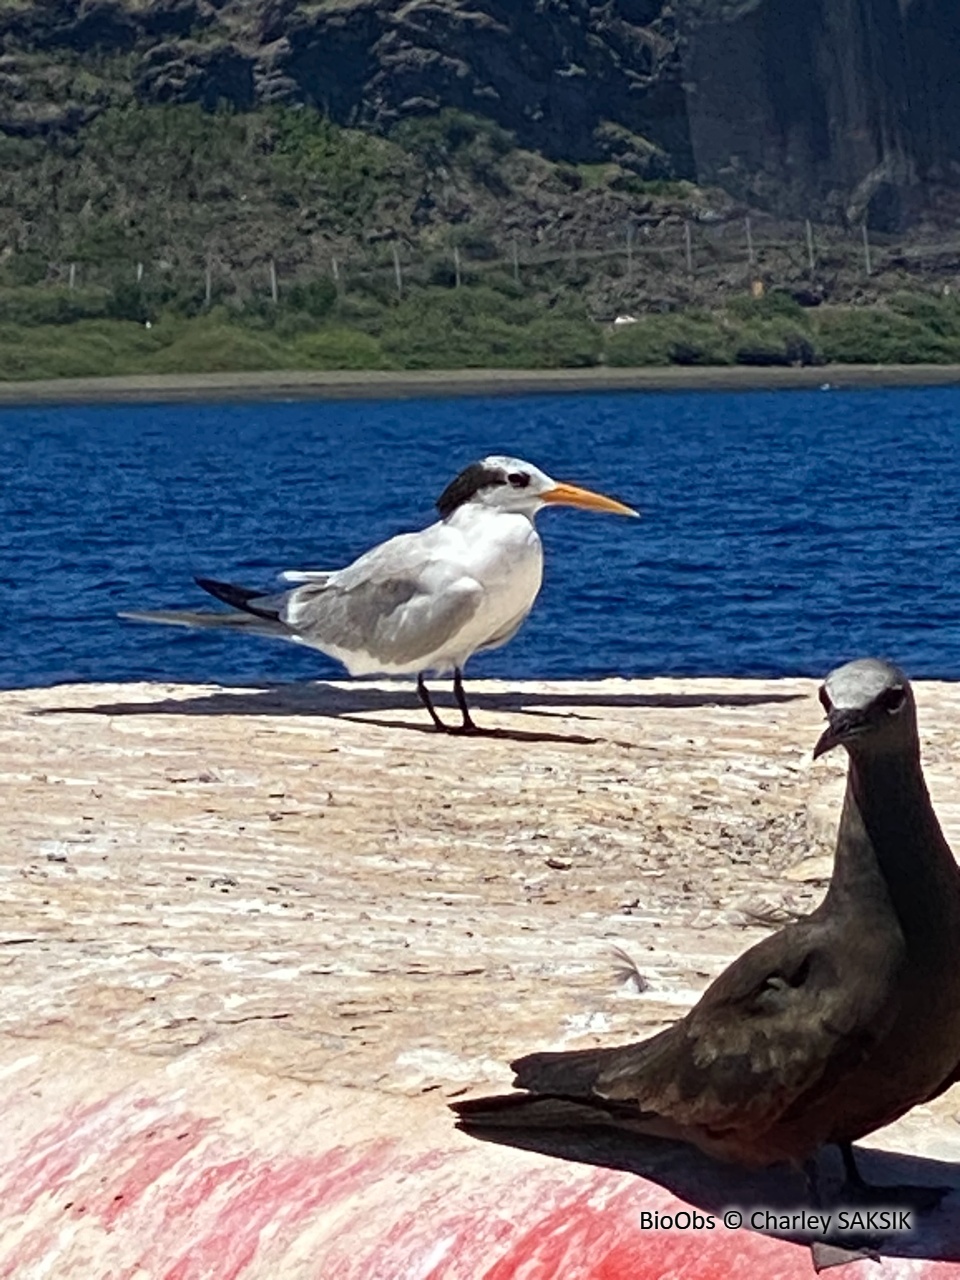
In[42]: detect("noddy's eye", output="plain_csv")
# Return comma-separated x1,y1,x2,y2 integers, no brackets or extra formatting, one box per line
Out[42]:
818,686,832,712
508,472,530,489
879,686,906,714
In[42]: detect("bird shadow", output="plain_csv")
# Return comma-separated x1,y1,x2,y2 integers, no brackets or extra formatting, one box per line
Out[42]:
34,680,805,743
455,1123,960,1264
349,716,605,746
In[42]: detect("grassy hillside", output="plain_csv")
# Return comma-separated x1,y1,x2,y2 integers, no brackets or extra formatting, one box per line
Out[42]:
0,102,959,376
4,285,960,381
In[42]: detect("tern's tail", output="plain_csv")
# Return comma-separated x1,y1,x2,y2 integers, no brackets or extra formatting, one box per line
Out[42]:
119,607,287,637
120,576,288,638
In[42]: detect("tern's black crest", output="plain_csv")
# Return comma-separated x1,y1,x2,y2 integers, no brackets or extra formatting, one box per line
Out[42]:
436,462,508,518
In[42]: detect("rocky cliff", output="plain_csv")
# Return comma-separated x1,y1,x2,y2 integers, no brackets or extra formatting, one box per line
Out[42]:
684,0,959,229
0,0,957,227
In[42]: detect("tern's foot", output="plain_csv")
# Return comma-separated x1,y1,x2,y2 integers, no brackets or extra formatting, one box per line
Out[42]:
449,721,483,736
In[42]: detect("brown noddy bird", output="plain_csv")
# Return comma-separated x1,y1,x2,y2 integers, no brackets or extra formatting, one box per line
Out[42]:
453,658,960,1198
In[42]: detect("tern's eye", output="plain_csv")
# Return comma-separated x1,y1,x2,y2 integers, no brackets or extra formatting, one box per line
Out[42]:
879,685,906,714
818,686,832,712
508,472,530,489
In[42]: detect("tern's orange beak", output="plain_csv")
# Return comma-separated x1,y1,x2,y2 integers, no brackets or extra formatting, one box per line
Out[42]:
540,482,639,517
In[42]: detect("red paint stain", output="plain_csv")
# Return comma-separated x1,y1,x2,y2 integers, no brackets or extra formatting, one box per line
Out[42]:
100,1124,211,1227
0,1097,207,1222
3,1087,958,1280
0,1099,400,1280
303,1156,960,1280
0,1100,210,1278
0,1097,109,1216
156,1141,398,1280
589,1229,803,1280
417,1214,518,1280
479,1184,639,1280
155,1156,253,1224
309,1152,636,1279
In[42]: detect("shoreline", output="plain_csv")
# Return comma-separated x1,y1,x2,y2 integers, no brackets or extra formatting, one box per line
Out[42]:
0,361,959,404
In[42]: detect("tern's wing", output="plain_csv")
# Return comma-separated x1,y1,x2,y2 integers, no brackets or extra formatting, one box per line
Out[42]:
281,530,484,668
279,570,333,585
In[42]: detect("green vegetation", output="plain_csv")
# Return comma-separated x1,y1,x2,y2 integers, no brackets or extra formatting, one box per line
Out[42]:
377,288,600,369
0,290,958,379
606,312,737,367
0,101,956,378
607,293,960,370
816,294,960,363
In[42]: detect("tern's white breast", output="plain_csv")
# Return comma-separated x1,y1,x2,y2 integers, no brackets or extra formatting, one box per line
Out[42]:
425,506,543,669
287,506,544,676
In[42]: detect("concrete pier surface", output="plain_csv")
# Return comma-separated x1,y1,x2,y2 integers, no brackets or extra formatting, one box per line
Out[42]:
4,676,960,1277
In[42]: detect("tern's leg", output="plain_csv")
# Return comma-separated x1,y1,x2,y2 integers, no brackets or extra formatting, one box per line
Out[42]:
838,1141,949,1211
452,668,479,734
416,673,448,732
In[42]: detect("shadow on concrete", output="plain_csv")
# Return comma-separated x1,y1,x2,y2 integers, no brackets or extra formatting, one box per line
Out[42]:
333,715,607,745
454,1123,960,1266
35,680,806,726
34,681,807,746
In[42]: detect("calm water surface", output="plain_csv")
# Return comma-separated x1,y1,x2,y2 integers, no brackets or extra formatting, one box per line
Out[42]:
3,386,960,689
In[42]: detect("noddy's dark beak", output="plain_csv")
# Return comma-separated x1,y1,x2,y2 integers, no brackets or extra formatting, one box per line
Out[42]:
813,709,869,760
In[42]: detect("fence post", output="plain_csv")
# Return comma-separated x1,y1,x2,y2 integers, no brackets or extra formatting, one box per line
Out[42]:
453,245,461,289
805,219,816,274
269,258,279,304
136,261,144,284
204,260,212,309
392,244,403,299
68,262,76,290
862,224,873,276
745,217,755,267
684,220,693,273
511,239,520,285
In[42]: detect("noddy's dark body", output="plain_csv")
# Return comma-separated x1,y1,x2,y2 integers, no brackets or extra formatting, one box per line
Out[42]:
454,659,960,1172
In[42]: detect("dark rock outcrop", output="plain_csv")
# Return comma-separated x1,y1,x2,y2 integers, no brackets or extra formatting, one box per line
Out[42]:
268,1,692,177
682,0,918,227
905,0,960,183
0,0,958,225
136,40,255,112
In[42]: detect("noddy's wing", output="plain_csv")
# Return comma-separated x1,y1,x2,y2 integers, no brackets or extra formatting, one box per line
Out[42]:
281,530,484,668
916,1055,960,1107
589,922,903,1134
501,921,902,1143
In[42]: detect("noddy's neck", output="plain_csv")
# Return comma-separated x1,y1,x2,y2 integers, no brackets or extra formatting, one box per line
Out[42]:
825,747,957,940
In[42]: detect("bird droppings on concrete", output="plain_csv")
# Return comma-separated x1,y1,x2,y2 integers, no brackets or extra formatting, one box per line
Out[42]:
4,670,960,1151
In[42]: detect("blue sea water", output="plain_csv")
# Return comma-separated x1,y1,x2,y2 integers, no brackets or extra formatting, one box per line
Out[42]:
2,385,960,690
